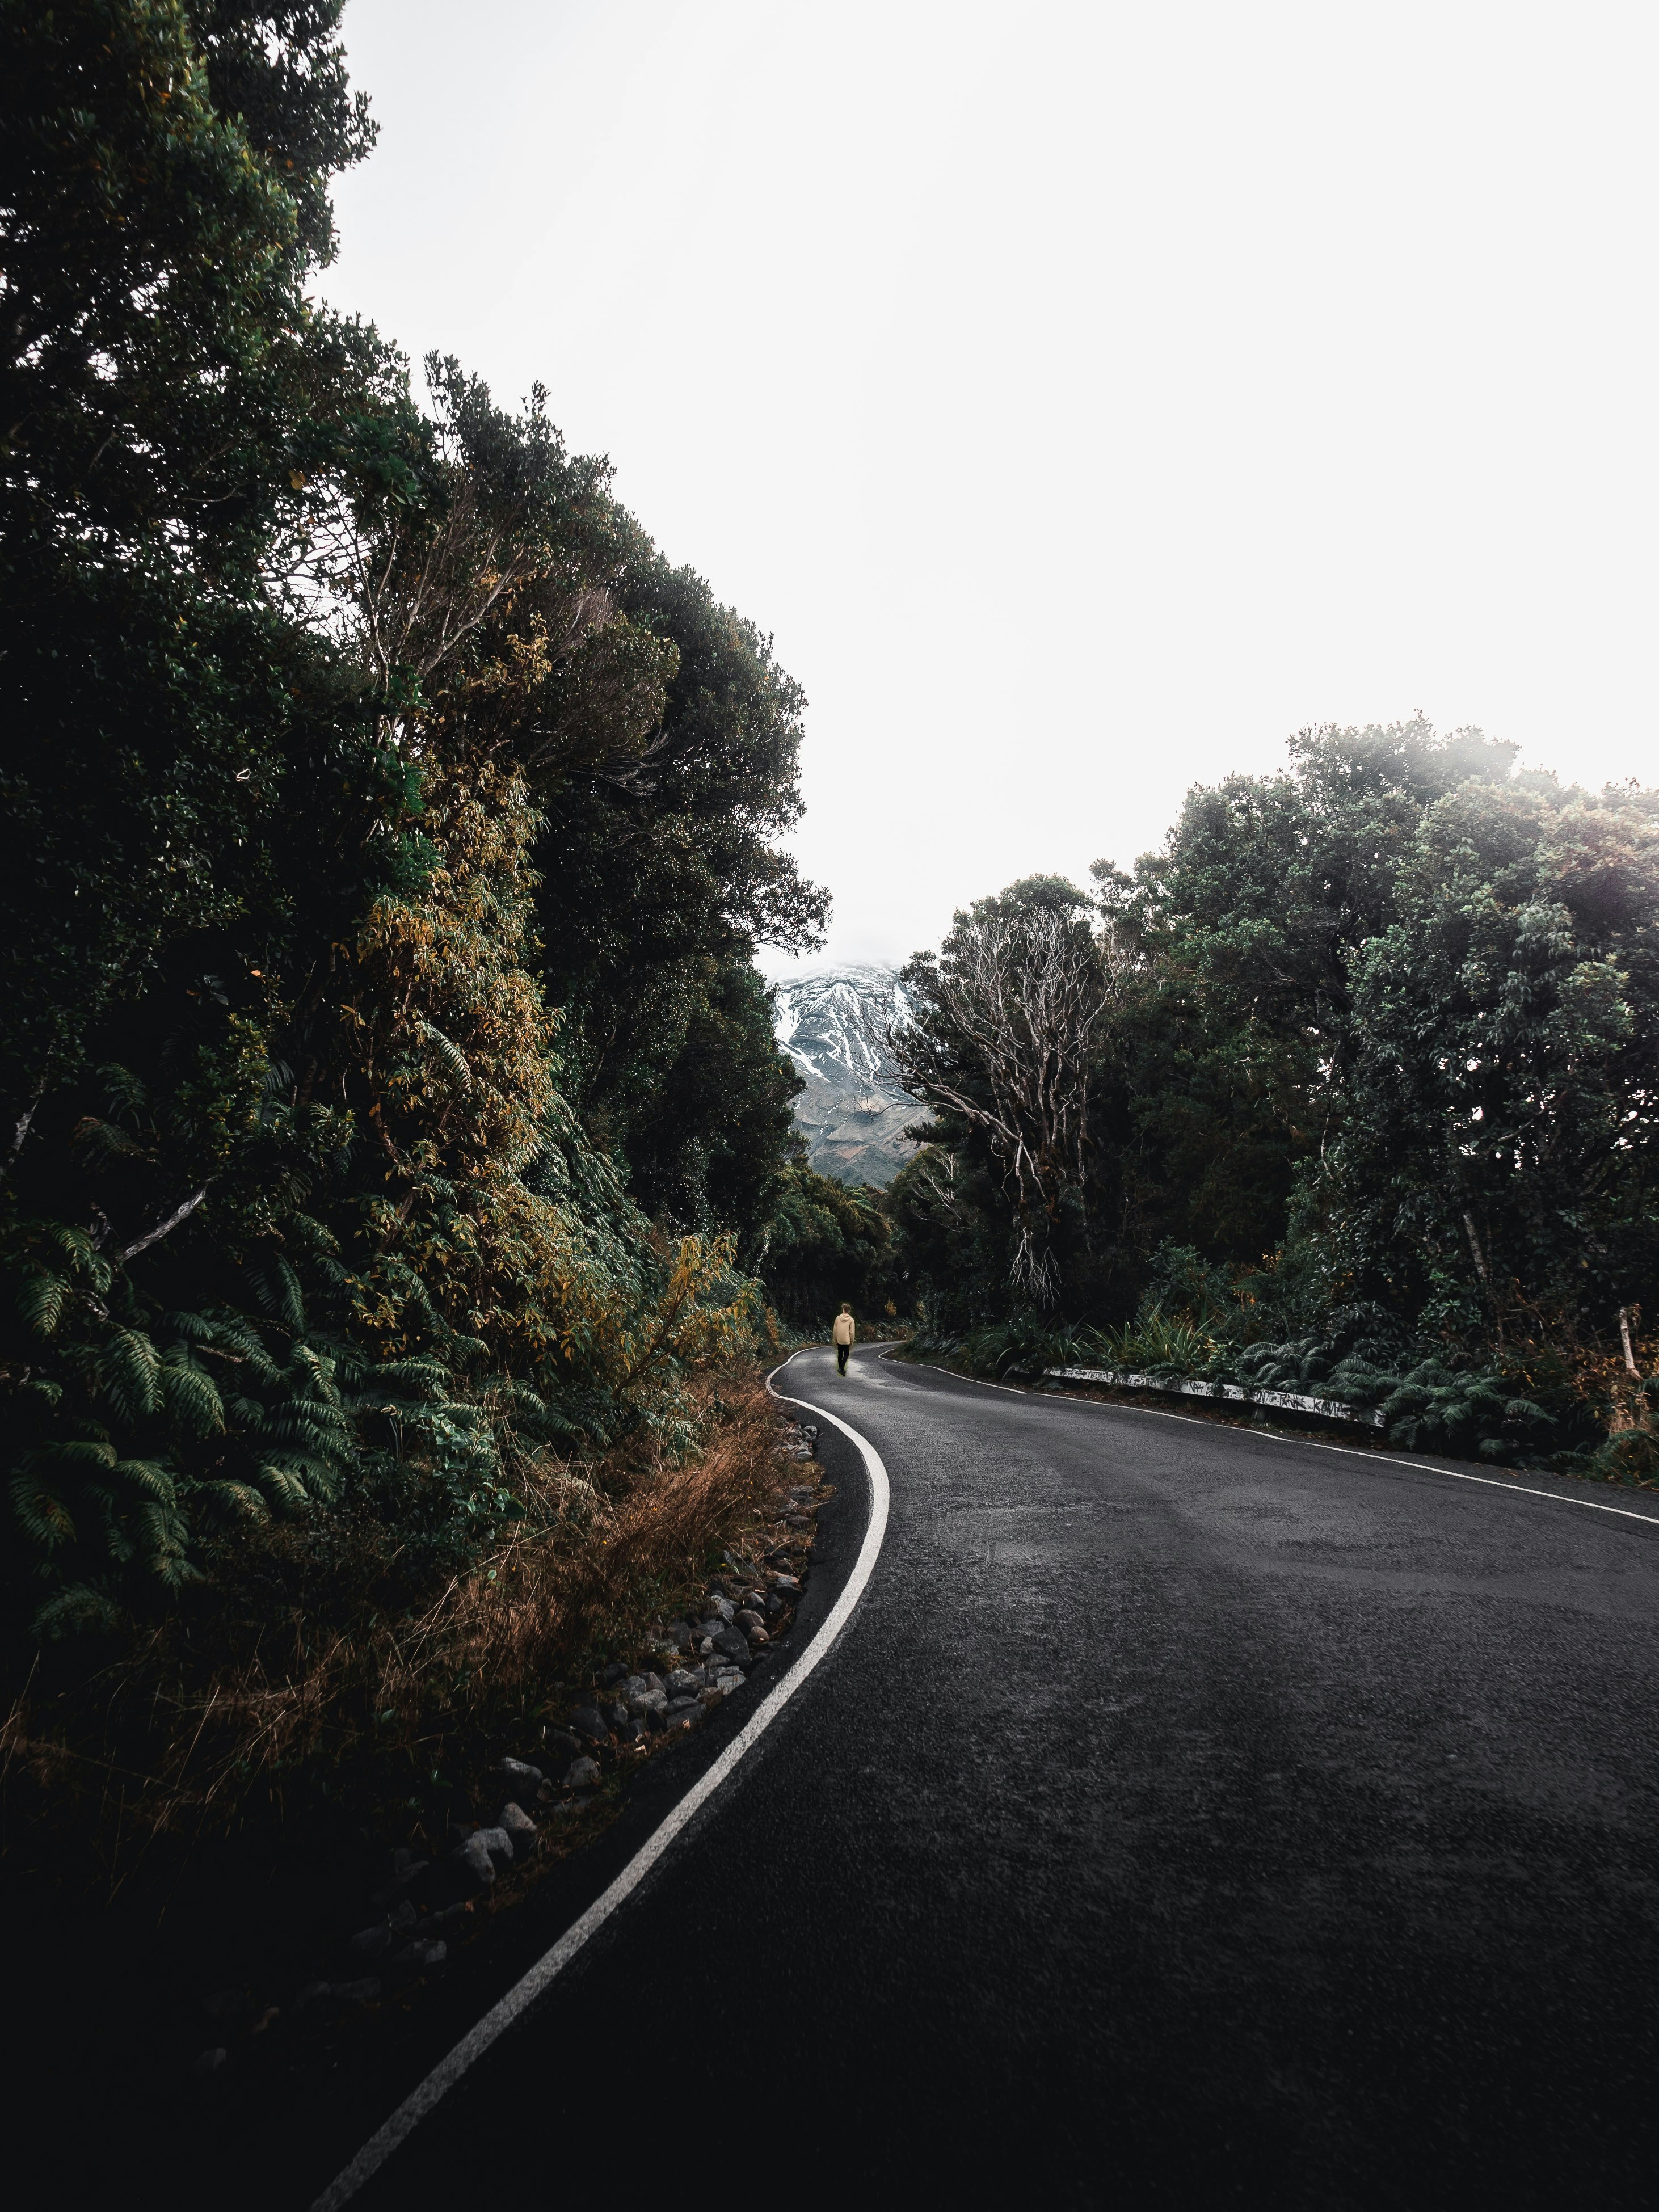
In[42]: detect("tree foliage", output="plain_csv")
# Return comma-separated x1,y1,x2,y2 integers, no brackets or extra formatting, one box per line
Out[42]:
0,5,821,1633
893,723,1659,1468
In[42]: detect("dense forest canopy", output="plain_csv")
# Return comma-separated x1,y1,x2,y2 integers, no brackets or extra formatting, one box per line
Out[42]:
0,0,828,1636
890,722,1659,1472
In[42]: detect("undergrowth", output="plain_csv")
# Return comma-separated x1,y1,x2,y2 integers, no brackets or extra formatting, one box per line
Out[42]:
0,1360,792,1910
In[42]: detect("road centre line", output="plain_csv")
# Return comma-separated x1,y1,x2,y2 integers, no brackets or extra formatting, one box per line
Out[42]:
311,1355,889,2211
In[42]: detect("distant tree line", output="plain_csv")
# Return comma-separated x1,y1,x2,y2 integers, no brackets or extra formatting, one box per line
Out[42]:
889,723,1659,1472
0,0,831,1634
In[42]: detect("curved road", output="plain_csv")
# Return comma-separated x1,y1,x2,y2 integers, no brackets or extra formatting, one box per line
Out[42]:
347,1345,1659,2209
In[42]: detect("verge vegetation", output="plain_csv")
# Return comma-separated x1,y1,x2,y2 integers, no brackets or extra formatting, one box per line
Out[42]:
887,724,1659,1477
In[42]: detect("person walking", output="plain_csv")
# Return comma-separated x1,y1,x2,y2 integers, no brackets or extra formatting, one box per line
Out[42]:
833,1303,856,1376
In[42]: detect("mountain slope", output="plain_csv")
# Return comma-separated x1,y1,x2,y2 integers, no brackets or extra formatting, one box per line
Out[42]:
772,965,917,1186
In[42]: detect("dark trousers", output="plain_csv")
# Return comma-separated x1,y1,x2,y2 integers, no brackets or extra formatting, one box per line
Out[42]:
836,1342,850,1375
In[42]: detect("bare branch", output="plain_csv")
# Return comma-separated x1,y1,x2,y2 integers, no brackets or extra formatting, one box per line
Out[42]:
117,1189,207,1264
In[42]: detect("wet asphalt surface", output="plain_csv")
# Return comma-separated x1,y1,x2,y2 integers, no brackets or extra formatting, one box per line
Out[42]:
340,1345,1659,2211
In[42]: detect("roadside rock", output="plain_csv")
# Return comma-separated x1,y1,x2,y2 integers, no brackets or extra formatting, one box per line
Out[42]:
350,1923,394,1960
623,1673,667,1717
563,1755,600,1789
499,1801,537,1844
491,1755,543,1790
389,1938,447,1976
569,1707,609,1745
333,1979,381,2004
453,1832,500,1886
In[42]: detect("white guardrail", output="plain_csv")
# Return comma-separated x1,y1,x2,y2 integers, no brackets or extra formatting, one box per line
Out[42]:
1041,1366,1385,1430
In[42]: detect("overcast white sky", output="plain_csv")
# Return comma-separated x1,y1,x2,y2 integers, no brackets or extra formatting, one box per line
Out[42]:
325,0,1658,976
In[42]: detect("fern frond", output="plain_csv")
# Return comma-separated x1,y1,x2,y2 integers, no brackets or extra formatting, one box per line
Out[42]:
97,1329,163,1421
160,1350,225,1437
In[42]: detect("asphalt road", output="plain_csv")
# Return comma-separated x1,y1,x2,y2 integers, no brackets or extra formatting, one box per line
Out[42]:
343,1345,1659,2210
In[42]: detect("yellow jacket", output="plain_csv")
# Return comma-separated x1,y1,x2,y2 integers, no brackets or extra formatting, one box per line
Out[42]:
832,1312,856,1347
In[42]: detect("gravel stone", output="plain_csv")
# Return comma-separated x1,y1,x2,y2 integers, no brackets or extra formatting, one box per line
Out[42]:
350,1923,394,1959
453,1832,499,1886
563,1755,600,1789
499,1801,537,1843
332,1979,381,2004
389,1938,447,1975
624,1673,667,1716
491,1755,544,1789
569,1707,609,1744
705,1595,736,1623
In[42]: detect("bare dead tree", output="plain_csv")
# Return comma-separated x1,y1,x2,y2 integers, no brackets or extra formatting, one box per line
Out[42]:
894,906,1107,1305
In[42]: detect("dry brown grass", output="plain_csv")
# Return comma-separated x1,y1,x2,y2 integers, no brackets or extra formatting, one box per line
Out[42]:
0,1359,799,1905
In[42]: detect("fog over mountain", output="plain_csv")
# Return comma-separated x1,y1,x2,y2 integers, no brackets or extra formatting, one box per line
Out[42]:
772,966,918,1187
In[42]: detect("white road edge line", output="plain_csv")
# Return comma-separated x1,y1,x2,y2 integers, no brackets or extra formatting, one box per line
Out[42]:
1012,1379,1659,1530
311,1353,890,2212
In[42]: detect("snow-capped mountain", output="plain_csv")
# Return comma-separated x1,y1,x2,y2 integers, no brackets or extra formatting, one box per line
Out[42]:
771,964,919,1187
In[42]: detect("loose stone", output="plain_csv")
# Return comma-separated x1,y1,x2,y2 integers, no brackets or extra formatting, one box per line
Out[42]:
350,1923,394,1959
563,1755,600,1789
332,1979,381,2004
492,1755,544,1789
389,1938,447,1975
569,1706,609,1744
453,1832,499,1885
499,1801,538,1843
